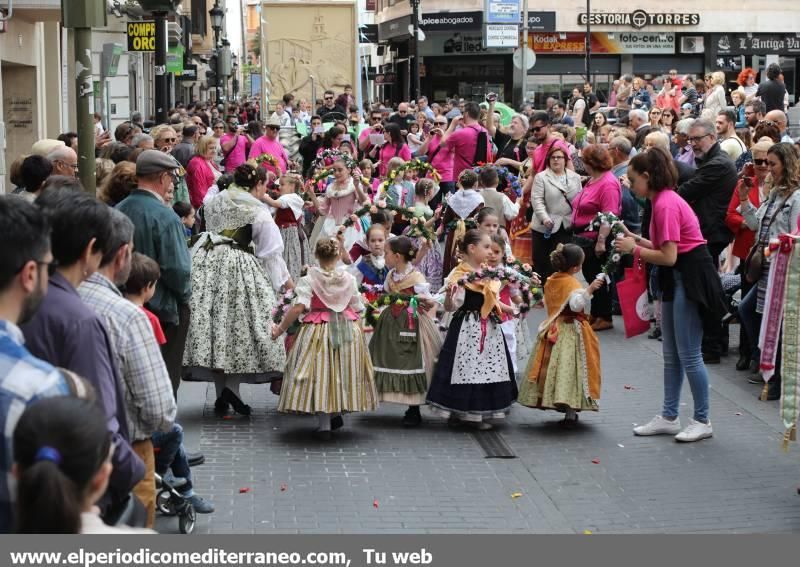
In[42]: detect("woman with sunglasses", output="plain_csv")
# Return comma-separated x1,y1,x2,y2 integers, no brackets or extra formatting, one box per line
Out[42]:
13,397,154,534
417,117,455,205
648,107,663,131
737,143,800,401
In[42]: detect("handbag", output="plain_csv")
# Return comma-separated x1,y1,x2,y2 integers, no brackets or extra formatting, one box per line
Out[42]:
743,199,781,284
616,247,651,338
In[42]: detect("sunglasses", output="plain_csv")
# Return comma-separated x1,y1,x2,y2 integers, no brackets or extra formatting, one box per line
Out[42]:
161,137,177,143
266,125,279,130
650,111,662,116
753,158,769,166
324,97,334,100
530,125,546,133
435,122,447,126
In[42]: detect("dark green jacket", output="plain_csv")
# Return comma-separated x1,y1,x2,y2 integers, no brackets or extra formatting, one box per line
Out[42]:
116,189,191,324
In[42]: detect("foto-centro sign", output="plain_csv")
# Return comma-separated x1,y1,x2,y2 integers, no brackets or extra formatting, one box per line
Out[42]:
578,10,700,30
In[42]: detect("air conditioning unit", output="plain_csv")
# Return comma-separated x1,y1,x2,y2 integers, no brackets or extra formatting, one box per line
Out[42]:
681,36,704,54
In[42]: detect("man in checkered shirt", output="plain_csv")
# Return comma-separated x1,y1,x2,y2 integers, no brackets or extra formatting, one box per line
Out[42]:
0,197,84,532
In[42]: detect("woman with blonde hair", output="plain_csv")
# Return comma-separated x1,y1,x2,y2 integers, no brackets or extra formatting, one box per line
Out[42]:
185,135,222,208
702,71,728,118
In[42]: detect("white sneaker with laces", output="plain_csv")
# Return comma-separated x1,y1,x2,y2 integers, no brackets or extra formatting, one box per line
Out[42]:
674,419,713,442
633,415,682,436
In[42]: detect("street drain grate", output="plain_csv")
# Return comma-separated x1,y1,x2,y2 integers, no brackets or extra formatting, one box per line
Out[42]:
471,430,516,459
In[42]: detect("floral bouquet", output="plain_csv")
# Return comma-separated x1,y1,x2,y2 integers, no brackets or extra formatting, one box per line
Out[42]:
586,211,628,277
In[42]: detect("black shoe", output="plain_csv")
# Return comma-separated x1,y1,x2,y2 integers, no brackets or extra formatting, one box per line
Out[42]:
736,355,752,371
221,388,251,416
748,376,763,385
402,406,422,427
214,397,230,414
703,353,721,364
330,415,344,431
648,328,662,340
187,452,205,467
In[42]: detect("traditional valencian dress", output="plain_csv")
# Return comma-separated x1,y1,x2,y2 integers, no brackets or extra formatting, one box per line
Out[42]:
274,192,313,283
309,176,362,252
441,189,484,276
518,271,601,413
183,185,288,387
426,262,518,422
370,265,442,405
278,267,378,415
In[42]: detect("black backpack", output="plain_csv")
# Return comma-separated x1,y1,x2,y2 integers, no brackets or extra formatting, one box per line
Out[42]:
472,126,491,166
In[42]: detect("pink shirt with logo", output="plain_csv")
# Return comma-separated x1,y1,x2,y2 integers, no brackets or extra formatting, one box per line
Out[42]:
248,136,289,172
220,133,248,171
649,188,706,254
446,123,487,179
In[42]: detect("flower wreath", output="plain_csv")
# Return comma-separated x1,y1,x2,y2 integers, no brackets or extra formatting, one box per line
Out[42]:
379,159,441,195
271,289,297,325
359,284,422,328
253,153,280,170
473,163,522,198
457,265,543,314
586,212,628,277
444,217,477,234
503,258,543,312
311,150,358,183
340,199,436,241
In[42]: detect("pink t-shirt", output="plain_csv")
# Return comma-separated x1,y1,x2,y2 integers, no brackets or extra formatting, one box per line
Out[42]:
571,170,622,237
649,188,706,254
220,133,248,171
446,123,487,179
426,136,454,182
248,136,289,172
378,143,412,177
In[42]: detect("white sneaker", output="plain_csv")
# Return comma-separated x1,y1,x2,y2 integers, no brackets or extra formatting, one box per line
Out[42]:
674,419,713,442
633,415,682,436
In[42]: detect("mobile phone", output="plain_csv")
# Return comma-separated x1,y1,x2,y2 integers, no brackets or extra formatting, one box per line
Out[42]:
485,92,497,102
423,123,431,135
743,163,755,178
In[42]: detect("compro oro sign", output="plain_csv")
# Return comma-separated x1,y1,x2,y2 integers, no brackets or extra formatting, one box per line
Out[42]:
485,24,518,48
127,21,156,52
578,10,699,30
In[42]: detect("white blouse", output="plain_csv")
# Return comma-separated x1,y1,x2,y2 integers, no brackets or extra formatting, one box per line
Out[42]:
252,208,291,290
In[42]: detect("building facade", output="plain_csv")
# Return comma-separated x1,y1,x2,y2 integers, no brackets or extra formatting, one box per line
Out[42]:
373,0,800,106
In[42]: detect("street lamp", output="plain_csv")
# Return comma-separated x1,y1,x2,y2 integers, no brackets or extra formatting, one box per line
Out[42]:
221,37,231,100
232,56,239,101
410,0,420,101
209,0,224,104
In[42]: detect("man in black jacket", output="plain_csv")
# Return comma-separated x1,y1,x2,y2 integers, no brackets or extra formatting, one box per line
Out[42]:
678,118,737,363
299,115,324,177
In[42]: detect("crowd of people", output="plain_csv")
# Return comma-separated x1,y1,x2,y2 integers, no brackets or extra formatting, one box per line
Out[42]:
1,61,799,533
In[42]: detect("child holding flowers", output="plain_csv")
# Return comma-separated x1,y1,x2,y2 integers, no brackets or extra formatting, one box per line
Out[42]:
272,238,378,441
407,178,444,290
263,174,313,282
426,230,517,429
369,236,442,426
487,234,525,376
519,243,604,424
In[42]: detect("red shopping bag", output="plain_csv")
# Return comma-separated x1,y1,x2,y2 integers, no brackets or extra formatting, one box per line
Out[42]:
616,248,650,338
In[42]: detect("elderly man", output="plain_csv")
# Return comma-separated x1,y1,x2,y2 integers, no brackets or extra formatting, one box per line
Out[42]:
131,133,155,150
79,210,177,527
46,145,79,178
629,109,651,150
609,136,640,235
171,125,198,168
674,117,696,165
116,151,191,396
764,109,794,143
678,118,737,364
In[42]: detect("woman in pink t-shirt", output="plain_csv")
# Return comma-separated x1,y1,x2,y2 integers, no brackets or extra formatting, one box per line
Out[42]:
615,149,725,443
570,144,621,331
372,123,412,178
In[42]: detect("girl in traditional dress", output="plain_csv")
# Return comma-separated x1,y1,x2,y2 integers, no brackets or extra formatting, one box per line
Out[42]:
518,244,604,423
370,236,442,427
272,238,378,440
184,163,290,416
486,234,524,377
359,159,381,198
408,178,444,291
348,224,389,289
441,170,484,275
427,230,518,429
308,157,369,252
263,174,313,282
476,207,513,258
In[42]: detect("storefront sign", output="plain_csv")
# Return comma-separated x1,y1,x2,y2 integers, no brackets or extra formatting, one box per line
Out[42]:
419,31,513,57
378,15,412,41
419,11,483,31
527,32,675,54
521,11,556,32
577,10,699,30
713,34,800,55
485,24,519,48
486,0,520,24
127,21,156,52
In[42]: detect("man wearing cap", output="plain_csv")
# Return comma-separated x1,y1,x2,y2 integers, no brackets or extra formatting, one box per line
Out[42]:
30,139,65,157
116,151,192,398
248,116,290,172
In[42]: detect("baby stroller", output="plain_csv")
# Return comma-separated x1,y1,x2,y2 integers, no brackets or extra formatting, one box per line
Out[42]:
155,472,196,534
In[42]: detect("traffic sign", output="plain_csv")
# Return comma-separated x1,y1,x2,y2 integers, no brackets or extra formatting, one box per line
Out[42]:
513,47,536,70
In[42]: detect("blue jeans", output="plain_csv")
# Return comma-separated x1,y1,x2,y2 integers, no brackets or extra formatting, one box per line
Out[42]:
151,423,193,495
661,272,710,422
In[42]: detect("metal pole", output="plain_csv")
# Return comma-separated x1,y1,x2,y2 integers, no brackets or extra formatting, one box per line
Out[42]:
154,11,168,124
411,0,420,100
214,28,221,104
521,0,529,106
75,26,96,194
260,3,269,118
585,0,591,84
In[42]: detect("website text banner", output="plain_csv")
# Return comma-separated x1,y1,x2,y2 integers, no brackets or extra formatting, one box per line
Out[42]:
0,535,793,567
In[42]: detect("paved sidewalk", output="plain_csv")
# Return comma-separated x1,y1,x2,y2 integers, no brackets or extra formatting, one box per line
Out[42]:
157,314,800,534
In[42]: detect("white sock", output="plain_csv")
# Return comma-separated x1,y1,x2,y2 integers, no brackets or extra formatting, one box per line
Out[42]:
318,413,331,431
